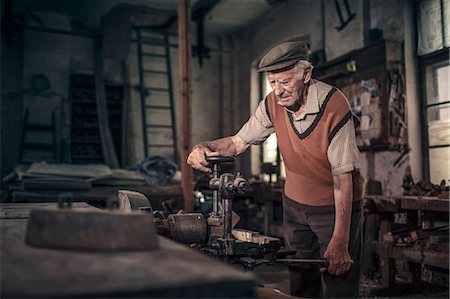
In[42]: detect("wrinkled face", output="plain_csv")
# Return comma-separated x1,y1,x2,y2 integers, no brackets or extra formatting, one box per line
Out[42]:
267,67,309,110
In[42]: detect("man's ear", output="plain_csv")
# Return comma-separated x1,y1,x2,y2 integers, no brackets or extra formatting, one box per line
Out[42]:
303,67,312,84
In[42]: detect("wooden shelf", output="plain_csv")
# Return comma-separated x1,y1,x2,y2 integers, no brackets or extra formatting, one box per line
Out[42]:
70,74,124,165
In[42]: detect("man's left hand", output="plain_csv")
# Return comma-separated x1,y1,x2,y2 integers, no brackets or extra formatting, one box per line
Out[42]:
322,238,352,276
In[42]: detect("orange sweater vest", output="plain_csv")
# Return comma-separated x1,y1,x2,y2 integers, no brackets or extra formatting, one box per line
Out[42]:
266,87,364,206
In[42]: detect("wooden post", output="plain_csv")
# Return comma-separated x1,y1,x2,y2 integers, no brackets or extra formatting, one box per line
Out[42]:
178,0,193,212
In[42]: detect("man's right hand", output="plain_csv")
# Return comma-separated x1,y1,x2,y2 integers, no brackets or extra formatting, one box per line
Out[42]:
187,144,219,173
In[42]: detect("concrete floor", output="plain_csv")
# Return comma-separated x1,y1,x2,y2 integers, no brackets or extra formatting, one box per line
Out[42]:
253,264,449,298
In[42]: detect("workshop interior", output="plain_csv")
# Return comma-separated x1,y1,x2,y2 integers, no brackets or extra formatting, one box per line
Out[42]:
1,0,449,298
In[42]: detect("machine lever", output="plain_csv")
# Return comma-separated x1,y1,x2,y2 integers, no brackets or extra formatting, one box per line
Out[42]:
276,258,329,265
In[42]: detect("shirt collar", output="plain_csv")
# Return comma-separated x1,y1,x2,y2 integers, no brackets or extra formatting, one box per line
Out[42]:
286,80,320,121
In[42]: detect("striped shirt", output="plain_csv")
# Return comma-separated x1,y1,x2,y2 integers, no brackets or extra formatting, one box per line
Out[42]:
237,79,361,175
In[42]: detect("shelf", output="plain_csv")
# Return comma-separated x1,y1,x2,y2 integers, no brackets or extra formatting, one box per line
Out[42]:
70,74,124,165
390,246,449,269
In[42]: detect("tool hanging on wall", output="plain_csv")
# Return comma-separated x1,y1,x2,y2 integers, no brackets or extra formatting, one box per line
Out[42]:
334,0,356,31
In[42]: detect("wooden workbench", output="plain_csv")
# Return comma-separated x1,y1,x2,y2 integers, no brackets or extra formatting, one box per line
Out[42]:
0,203,256,298
364,195,449,289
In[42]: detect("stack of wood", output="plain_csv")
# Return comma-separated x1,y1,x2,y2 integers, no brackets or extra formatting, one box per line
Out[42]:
2,162,148,203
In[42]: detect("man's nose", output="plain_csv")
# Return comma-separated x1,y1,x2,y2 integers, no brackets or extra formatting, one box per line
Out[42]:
274,83,284,97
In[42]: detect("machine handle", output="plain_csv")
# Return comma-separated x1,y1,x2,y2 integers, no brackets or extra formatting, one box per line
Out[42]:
276,258,329,265
205,156,235,163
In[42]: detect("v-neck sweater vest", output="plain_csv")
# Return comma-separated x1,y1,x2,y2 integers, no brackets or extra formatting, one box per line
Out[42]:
266,87,364,206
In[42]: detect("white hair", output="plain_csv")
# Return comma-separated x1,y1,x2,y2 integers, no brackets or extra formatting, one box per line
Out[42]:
293,60,313,77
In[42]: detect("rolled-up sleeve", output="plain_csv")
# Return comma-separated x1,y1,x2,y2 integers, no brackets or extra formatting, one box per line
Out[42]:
237,98,274,145
327,118,361,175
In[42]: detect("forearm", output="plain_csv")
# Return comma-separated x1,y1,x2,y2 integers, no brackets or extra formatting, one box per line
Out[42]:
332,172,353,244
195,135,249,157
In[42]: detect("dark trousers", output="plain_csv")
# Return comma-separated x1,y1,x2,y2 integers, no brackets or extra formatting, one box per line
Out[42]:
283,194,362,298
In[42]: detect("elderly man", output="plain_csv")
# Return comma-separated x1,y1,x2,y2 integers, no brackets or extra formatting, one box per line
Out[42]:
187,41,364,298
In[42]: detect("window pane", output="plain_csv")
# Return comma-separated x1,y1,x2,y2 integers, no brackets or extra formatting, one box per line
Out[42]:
427,103,450,146
262,75,286,178
429,147,450,184
436,64,449,102
427,61,450,105
263,134,278,163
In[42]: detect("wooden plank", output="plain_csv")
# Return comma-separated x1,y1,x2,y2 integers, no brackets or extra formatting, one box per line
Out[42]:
178,0,193,212
378,217,395,288
364,196,399,213
365,195,449,212
399,196,449,212
1,202,92,219
121,61,131,167
391,246,449,269
94,35,119,168
23,179,92,190
25,162,112,179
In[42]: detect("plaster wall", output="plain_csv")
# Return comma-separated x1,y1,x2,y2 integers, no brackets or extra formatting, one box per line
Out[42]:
371,0,404,41
324,0,364,60
1,32,24,180
14,13,96,165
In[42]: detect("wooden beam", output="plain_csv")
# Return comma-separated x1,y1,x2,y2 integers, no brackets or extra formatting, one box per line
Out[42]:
94,36,120,168
178,0,193,212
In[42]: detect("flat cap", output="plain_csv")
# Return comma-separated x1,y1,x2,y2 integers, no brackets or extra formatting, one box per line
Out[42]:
258,41,309,72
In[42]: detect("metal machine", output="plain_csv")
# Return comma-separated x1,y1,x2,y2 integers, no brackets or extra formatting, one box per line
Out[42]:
119,156,282,266
119,156,330,269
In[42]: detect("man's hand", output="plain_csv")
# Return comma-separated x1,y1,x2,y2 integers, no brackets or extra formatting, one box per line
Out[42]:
322,238,352,276
187,136,250,173
187,144,218,173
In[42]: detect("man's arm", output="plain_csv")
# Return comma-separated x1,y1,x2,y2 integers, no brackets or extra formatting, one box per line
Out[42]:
323,172,353,276
187,135,250,173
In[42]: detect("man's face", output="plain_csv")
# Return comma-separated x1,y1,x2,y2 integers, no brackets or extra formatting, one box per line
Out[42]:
267,67,306,110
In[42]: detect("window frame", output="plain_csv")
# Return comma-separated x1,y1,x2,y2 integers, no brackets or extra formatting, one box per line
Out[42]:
258,72,282,179
418,47,450,181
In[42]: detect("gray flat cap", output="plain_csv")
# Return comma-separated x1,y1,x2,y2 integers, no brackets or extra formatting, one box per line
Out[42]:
258,41,309,72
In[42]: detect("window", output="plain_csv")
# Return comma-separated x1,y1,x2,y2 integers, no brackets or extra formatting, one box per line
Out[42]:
260,73,286,180
420,48,450,184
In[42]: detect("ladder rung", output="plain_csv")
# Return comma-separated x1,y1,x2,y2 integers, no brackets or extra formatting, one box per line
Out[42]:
145,105,171,110
130,38,177,48
26,124,53,130
23,143,54,149
131,38,165,46
148,144,174,148
146,87,169,92
146,124,173,128
142,53,165,58
144,70,167,74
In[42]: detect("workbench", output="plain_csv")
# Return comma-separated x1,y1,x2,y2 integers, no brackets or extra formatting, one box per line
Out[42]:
0,202,256,298
364,195,449,289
